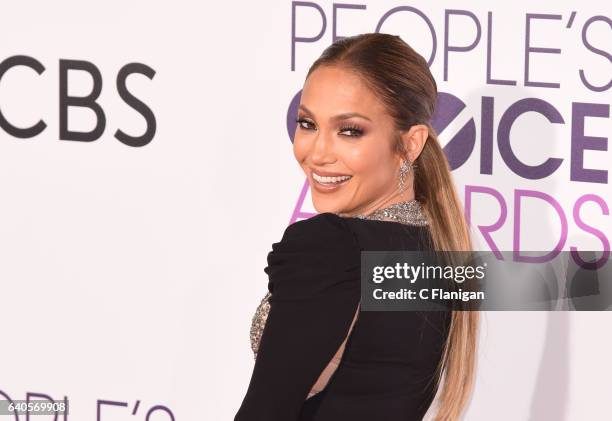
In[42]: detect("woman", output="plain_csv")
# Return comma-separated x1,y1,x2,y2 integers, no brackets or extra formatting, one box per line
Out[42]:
234,33,479,421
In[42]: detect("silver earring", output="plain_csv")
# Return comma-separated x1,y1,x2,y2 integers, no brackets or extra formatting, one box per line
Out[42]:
398,159,412,194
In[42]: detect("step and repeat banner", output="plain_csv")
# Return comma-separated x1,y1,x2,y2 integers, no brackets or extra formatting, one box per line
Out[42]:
0,1,610,420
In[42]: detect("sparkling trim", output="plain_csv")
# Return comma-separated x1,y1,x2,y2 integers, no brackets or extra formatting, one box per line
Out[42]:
354,199,429,226
250,291,271,360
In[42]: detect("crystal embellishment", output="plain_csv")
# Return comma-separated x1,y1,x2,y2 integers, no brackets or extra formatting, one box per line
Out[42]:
250,291,271,359
354,199,429,226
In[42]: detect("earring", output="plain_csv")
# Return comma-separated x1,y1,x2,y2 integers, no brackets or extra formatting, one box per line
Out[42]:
398,159,412,194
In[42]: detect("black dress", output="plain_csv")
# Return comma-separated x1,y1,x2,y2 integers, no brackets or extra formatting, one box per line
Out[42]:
234,212,451,421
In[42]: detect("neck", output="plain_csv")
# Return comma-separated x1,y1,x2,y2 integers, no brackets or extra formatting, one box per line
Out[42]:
338,190,415,218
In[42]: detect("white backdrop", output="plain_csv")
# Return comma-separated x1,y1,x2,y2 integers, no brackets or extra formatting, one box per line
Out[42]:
0,1,610,420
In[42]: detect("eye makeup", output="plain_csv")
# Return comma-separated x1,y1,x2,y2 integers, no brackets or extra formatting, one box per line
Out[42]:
295,117,365,138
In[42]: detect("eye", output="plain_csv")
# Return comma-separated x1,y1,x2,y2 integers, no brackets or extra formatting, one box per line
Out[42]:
339,124,364,138
295,117,315,131
295,117,364,138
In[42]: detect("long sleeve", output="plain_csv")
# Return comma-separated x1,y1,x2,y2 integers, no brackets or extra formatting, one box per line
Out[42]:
234,213,362,421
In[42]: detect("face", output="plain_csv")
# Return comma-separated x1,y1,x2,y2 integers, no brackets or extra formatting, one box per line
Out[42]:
293,65,421,216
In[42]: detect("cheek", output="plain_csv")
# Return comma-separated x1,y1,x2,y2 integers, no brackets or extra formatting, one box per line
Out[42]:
292,137,308,164
343,142,395,183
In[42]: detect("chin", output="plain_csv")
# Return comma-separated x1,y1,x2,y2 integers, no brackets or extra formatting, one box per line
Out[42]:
311,194,347,215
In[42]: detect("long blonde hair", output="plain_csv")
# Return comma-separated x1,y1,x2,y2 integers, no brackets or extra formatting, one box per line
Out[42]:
306,33,479,420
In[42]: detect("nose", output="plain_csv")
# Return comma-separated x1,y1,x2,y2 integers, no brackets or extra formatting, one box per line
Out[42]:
310,132,336,166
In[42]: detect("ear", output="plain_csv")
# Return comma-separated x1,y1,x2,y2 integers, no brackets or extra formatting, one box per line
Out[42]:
399,124,429,162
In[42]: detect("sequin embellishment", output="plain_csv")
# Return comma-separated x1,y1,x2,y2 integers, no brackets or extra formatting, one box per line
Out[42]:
250,291,271,359
353,198,429,226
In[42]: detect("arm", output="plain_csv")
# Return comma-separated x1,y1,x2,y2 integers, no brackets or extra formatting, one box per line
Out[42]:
234,213,361,421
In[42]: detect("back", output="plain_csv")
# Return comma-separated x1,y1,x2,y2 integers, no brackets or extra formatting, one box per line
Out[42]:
302,217,450,420
234,213,451,421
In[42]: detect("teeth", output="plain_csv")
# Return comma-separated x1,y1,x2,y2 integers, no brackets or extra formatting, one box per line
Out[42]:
312,173,352,184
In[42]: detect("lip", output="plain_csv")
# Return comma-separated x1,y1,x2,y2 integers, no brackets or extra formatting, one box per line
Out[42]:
310,168,352,177
308,167,352,193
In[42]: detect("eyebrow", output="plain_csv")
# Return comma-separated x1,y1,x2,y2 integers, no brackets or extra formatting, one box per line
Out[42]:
298,104,372,122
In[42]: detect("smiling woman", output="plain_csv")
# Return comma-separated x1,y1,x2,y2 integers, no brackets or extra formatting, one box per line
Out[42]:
292,65,430,215
234,32,479,421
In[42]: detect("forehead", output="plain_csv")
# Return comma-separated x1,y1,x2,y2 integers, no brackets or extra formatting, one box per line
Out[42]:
300,65,387,118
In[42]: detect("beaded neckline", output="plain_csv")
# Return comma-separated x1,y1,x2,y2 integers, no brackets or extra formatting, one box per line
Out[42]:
341,199,429,227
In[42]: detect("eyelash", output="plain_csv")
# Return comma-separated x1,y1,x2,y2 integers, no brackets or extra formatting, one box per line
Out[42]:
295,117,364,138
